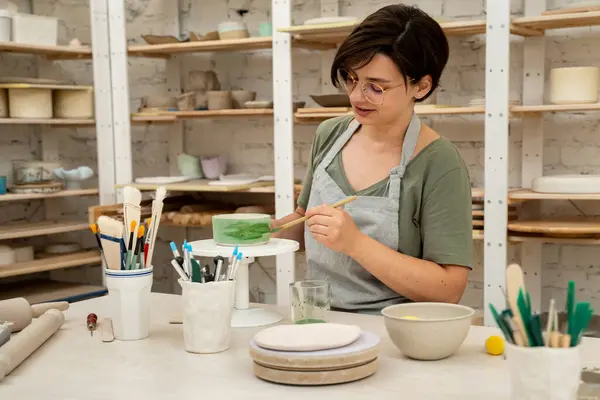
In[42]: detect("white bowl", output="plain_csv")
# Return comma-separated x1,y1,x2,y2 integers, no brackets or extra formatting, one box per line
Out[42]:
381,302,474,360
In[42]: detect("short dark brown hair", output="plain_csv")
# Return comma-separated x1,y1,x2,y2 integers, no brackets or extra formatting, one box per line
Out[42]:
331,4,449,102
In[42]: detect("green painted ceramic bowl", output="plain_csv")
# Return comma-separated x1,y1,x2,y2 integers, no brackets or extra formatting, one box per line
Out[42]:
212,213,271,246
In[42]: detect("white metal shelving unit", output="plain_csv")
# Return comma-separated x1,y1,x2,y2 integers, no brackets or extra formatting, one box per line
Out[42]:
0,0,122,303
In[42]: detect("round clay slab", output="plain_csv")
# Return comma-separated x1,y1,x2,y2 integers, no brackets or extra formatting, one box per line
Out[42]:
253,323,361,351
253,358,378,386
249,330,380,370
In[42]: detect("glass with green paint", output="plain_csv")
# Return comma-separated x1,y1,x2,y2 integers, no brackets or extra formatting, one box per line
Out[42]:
290,280,330,324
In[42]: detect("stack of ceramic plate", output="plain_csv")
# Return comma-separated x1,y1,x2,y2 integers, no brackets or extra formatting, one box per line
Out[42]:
468,98,521,107
249,323,380,386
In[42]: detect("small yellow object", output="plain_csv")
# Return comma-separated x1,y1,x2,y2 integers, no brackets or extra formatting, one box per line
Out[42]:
401,316,421,320
485,335,504,356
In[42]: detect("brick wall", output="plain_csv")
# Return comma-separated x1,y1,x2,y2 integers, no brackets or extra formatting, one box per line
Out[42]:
2,0,599,311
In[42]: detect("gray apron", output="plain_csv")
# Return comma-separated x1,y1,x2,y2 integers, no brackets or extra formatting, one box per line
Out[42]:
304,113,421,313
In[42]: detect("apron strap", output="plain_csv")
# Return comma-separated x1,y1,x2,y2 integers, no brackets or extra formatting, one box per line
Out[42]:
315,119,360,173
387,113,421,198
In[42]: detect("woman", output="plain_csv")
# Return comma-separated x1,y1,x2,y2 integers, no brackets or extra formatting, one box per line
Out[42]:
272,4,473,314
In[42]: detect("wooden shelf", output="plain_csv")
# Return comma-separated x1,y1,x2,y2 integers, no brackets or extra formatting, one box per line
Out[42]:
279,19,494,45
0,188,99,202
136,109,274,120
0,220,90,240
118,180,303,194
509,189,600,201
0,41,92,60
128,37,275,57
0,250,101,279
0,115,177,127
294,105,485,123
0,279,107,303
0,118,95,126
511,103,600,113
513,11,600,31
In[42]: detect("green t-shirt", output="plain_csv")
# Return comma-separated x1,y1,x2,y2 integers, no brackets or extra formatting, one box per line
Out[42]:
297,115,473,269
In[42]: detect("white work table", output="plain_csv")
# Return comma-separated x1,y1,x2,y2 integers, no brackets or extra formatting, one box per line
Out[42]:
1,293,599,400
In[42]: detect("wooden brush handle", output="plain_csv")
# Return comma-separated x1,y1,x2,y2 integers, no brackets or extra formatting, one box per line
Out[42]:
0,309,64,382
275,195,358,232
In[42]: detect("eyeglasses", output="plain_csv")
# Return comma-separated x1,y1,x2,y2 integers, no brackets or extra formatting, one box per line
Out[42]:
337,69,406,105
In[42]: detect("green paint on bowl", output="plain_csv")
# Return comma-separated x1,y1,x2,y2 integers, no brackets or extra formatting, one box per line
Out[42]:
212,213,271,246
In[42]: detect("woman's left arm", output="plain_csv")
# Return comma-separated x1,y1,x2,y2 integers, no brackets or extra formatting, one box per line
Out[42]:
306,168,472,304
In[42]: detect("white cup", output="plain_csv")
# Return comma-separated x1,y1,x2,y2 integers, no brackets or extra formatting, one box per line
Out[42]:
505,342,582,400
178,278,235,354
104,267,153,341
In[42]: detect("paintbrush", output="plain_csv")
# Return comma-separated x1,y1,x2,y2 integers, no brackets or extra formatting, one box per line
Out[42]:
135,225,145,270
145,186,166,267
123,186,142,248
97,216,125,270
270,195,357,233
89,223,108,267
126,220,137,270
143,217,151,262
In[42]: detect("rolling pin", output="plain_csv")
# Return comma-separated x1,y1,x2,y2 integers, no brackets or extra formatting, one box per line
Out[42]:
0,309,65,382
0,298,69,332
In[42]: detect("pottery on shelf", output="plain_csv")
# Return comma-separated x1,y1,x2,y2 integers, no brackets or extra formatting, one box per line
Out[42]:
177,153,204,178
231,90,256,109
549,66,600,104
207,91,233,110
52,166,94,189
12,160,61,184
200,155,227,179
310,94,351,108
217,21,249,40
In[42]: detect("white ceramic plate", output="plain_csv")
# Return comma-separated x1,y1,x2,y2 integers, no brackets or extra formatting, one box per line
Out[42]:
134,176,192,184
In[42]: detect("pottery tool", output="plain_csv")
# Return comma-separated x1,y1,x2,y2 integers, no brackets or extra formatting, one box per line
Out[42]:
228,252,242,280
0,298,69,332
97,216,125,270
490,272,594,347
89,223,108,266
87,313,97,336
271,195,357,234
169,241,183,266
214,256,225,282
101,318,114,343
145,186,167,266
544,298,555,346
170,259,189,281
123,186,142,249
191,258,203,283
249,328,380,386
0,309,65,382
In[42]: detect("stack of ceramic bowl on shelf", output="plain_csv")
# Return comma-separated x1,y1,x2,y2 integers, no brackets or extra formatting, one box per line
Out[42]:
9,161,94,193
0,245,34,267
9,160,63,195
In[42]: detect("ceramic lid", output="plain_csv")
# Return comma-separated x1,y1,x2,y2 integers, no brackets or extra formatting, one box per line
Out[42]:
0,245,13,253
